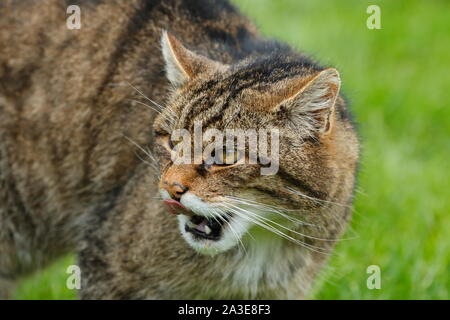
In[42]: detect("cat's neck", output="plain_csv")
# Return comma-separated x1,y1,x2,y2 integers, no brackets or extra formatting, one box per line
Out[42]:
215,229,312,298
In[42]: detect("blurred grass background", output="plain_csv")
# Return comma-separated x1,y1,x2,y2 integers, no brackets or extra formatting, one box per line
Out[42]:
13,0,449,299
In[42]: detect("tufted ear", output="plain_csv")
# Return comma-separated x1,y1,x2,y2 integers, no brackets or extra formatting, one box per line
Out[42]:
160,31,225,87
273,68,341,136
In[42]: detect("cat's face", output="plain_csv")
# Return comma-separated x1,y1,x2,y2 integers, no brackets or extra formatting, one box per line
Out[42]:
153,32,343,255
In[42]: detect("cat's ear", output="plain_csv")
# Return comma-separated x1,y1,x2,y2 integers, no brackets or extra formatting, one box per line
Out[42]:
160,31,224,87
274,68,341,136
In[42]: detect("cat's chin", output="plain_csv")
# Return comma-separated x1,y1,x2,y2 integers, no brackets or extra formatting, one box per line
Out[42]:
177,214,251,255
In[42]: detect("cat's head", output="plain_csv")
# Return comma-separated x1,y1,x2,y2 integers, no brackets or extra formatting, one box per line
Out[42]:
153,31,354,255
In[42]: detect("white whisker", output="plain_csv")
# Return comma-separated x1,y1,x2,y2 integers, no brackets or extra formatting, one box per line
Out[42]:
212,211,247,254
285,186,351,209
226,196,316,227
225,202,338,243
127,82,164,111
129,99,162,114
221,203,329,255
123,135,160,177
127,82,176,126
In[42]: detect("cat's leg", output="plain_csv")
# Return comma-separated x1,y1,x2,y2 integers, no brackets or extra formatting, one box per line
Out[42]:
0,222,22,300
0,204,19,300
0,151,22,299
0,180,36,299
0,277,15,300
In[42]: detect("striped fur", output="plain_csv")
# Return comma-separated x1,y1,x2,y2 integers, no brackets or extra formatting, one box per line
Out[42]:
0,0,358,299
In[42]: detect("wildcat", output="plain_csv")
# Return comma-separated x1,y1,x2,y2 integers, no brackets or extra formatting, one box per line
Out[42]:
0,0,359,299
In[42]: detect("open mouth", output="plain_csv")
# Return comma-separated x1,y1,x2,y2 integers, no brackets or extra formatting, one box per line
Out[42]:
185,214,231,241
162,198,233,242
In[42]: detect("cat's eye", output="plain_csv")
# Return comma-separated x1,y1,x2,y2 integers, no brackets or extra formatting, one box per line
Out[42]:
167,137,175,150
154,135,176,162
156,135,174,150
214,148,242,166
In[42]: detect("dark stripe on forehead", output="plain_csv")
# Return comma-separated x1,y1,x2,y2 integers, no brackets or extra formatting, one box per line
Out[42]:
188,57,302,100
277,168,328,201
181,56,321,130
181,79,223,122
198,72,272,129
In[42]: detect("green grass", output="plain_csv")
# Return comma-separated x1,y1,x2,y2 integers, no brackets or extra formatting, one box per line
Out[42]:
14,0,450,299
13,255,76,300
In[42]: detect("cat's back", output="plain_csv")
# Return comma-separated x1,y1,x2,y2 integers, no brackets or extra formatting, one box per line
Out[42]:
0,0,138,108
0,0,265,114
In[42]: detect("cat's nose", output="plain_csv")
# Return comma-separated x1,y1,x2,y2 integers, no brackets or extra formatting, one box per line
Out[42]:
166,182,188,201
159,164,196,200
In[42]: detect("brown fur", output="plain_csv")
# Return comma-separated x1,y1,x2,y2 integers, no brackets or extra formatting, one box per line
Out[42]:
0,0,359,299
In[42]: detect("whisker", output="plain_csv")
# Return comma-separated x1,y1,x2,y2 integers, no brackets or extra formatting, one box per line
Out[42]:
213,211,247,254
226,196,316,227
134,151,160,176
123,135,160,176
285,186,351,209
214,205,256,242
354,187,368,197
225,202,339,243
221,204,329,254
127,82,176,126
129,99,162,114
284,188,357,234
234,209,328,254
128,98,176,127
227,196,356,242
127,82,164,111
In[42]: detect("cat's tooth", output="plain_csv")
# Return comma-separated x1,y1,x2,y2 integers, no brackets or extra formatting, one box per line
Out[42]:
186,220,196,228
204,225,212,235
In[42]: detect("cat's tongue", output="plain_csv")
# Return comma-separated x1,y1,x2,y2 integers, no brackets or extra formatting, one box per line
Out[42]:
163,199,192,216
